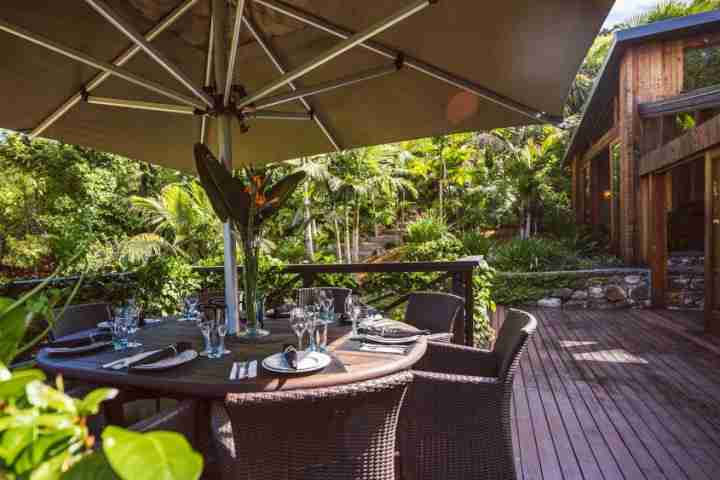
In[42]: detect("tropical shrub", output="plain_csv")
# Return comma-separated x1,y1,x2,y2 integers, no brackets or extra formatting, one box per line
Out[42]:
0,275,202,480
405,215,452,244
460,231,493,256
133,256,201,316
488,237,581,272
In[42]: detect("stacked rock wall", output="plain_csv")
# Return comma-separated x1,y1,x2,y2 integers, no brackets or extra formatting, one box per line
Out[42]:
496,269,652,310
666,252,704,310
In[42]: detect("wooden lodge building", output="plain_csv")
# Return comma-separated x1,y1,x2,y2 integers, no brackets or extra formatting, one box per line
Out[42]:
565,10,720,334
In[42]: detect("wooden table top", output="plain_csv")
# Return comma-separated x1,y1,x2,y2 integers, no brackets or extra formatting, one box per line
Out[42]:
36,318,426,399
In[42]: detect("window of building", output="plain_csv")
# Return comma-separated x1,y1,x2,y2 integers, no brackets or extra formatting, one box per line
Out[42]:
684,42,720,91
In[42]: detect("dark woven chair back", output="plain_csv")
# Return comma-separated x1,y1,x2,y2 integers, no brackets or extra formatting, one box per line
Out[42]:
52,302,111,339
404,291,464,334
399,308,537,480
320,287,352,315
297,287,352,315
495,308,537,379
212,372,411,480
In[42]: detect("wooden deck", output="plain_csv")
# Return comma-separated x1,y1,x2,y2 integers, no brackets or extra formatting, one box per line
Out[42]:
512,308,720,480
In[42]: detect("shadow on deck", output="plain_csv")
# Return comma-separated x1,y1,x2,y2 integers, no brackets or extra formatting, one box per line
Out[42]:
513,308,720,480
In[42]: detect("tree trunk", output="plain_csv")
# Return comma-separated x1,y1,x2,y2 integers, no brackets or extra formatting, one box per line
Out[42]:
344,209,352,264
353,203,360,262
333,214,343,262
303,183,314,261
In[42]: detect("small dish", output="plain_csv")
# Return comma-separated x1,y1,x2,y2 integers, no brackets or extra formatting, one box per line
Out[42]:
262,351,332,374
97,321,112,330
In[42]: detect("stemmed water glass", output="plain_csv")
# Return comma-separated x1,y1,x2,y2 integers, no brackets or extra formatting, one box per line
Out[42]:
289,307,308,350
179,294,199,321
346,295,362,336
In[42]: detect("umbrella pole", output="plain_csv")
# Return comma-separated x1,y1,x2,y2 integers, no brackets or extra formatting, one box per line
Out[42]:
212,0,240,335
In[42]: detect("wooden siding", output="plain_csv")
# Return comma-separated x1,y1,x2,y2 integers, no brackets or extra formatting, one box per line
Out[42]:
640,112,720,175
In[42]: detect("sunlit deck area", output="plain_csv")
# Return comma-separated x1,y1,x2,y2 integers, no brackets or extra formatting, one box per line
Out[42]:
513,308,720,480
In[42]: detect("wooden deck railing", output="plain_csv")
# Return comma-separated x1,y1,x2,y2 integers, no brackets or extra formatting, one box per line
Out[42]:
1,257,484,346
196,257,483,345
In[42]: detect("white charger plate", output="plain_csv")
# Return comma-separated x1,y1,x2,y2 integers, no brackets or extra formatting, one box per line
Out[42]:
262,351,332,374
46,341,113,356
131,350,198,371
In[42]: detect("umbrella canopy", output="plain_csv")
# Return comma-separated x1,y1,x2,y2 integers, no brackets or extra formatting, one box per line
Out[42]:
0,0,612,171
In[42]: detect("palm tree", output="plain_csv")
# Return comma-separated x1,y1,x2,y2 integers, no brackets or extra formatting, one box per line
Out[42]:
123,182,221,263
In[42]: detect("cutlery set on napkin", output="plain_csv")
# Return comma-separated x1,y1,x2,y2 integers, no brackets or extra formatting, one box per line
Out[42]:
229,360,258,380
102,342,193,370
47,332,113,349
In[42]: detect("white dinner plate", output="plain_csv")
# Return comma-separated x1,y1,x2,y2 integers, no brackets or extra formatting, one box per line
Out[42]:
352,334,419,345
45,341,113,356
262,351,332,374
131,350,198,371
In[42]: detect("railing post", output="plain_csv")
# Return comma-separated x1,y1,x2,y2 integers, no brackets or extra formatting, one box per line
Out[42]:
301,272,317,288
463,270,474,347
451,272,466,345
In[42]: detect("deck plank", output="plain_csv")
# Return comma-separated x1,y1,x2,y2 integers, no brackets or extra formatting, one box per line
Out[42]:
511,308,720,480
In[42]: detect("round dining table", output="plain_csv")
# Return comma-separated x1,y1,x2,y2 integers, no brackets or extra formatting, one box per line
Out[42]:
36,317,427,399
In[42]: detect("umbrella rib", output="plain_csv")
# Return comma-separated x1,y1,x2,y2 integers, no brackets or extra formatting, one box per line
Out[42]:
84,0,214,108
247,111,314,121
29,0,198,138
251,0,561,124
243,15,341,151
0,18,205,110
200,14,215,144
85,96,196,115
224,0,246,107
237,0,432,109
254,63,400,110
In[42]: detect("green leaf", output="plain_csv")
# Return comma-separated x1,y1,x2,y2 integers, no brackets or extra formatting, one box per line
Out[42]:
0,362,11,381
102,426,203,480
14,430,76,475
62,451,119,480
0,427,35,465
26,382,77,415
193,143,250,227
0,298,34,366
256,171,306,225
0,369,46,400
76,388,118,416
28,450,71,480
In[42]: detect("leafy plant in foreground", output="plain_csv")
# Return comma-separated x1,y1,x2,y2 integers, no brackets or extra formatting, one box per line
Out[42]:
0,273,202,479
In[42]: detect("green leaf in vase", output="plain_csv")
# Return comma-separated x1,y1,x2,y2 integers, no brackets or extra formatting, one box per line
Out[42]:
102,426,202,480
193,143,250,228
255,171,306,225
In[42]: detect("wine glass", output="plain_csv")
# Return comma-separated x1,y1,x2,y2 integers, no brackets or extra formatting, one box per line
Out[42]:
289,307,307,351
346,295,362,336
180,294,199,322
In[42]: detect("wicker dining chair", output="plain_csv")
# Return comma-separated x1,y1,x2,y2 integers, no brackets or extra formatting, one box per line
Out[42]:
403,291,464,343
398,308,537,480
51,302,111,339
211,372,412,480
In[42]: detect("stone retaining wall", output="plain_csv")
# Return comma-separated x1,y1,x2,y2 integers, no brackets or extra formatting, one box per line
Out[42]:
497,268,652,310
667,252,704,310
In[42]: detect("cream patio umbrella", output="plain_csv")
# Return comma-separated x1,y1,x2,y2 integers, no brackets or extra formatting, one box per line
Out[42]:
0,0,613,332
